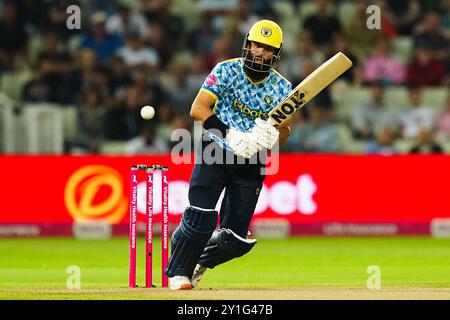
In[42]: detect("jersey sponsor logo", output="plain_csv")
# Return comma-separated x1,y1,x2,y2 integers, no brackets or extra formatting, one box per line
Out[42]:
232,98,268,120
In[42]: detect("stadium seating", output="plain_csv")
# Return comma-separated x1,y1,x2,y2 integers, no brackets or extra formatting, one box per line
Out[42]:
62,106,78,143
172,0,199,31
422,87,449,115
338,1,356,30
393,138,415,154
0,93,16,153
27,35,44,66
99,141,128,155
274,1,301,55
390,36,414,63
0,0,447,156
334,123,355,153
384,86,409,110
298,1,318,20
21,104,65,154
332,85,371,122
0,71,32,102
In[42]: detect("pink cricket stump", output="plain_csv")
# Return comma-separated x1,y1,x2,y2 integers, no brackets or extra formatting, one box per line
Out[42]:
161,168,169,288
145,168,154,288
128,167,138,288
128,164,169,289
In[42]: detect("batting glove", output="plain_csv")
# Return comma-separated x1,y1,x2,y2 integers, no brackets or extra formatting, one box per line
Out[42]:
252,118,279,150
226,128,259,159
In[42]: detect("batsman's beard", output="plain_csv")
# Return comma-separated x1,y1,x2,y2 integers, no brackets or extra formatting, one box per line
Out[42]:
242,51,272,81
241,46,281,82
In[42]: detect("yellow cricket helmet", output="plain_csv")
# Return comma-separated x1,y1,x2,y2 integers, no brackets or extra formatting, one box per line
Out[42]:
247,20,283,49
242,20,284,76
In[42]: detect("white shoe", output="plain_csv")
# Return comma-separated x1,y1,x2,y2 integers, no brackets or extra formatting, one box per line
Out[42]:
169,275,193,290
191,264,207,288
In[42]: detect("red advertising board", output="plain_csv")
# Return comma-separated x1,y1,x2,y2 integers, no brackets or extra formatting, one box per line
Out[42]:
0,155,449,236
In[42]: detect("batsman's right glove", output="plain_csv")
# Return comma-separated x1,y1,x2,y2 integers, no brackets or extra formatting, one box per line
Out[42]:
251,118,279,150
226,127,260,159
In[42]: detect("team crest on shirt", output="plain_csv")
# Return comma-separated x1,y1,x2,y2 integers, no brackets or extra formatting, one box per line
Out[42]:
264,95,273,105
261,27,272,37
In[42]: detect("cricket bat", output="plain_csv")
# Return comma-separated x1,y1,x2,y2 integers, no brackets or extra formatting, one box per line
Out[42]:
268,52,353,126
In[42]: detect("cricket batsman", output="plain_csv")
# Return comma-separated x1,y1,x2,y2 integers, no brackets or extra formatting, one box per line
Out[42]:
165,20,292,290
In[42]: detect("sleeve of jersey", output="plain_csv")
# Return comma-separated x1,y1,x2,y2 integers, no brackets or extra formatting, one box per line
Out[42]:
200,63,229,101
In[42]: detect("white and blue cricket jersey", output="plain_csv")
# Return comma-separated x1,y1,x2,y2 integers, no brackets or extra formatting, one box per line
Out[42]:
201,58,292,151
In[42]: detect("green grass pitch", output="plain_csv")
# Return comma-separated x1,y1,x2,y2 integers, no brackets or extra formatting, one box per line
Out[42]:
1,236,450,299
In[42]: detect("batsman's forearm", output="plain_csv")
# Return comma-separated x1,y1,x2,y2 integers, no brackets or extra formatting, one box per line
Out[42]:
191,91,230,137
190,91,216,123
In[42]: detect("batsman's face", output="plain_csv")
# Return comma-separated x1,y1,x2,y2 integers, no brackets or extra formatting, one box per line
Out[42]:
249,41,276,64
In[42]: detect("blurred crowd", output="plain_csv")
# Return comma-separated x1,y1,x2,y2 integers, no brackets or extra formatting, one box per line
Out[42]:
0,0,449,155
